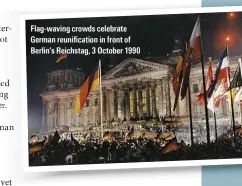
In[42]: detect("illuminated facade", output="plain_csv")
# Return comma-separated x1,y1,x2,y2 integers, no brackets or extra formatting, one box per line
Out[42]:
40,53,242,133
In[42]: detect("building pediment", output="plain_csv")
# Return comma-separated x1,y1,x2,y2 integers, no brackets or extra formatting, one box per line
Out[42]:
102,58,168,80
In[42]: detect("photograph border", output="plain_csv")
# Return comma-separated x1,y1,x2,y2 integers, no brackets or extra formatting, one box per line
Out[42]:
21,5,242,172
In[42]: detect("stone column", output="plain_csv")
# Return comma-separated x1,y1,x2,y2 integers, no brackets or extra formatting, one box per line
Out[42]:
145,82,151,117
53,98,58,127
109,89,115,121
160,79,164,115
162,77,167,115
66,98,70,126
118,86,125,120
156,79,163,117
132,83,138,118
113,90,118,120
151,81,157,118
59,98,65,126
101,88,106,122
48,100,54,129
42,101,46,129
167,76,172,116
106,90,110,122
70,97,76,126
64,98,68,126
138,82,143,118
121,86,126,120
124,85,130,120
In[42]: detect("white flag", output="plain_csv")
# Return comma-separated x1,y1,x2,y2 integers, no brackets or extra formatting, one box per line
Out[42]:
234,88,242,103
207,92,215,113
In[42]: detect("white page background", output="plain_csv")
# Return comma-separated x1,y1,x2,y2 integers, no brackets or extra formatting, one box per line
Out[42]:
0,1,201,186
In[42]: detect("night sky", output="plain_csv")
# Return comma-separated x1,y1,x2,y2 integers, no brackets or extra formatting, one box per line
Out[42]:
26,11,242,133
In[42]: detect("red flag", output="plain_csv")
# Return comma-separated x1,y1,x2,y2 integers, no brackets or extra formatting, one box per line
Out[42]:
180,17,202,100
197,59,213,105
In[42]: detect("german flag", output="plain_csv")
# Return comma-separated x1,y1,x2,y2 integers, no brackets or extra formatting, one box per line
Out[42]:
29,143,42,153
103,131,112,141
74,65,99,112
56,53,67,63
161,138,179,153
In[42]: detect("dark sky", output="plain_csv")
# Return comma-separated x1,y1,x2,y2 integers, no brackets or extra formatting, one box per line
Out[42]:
26,11,242,133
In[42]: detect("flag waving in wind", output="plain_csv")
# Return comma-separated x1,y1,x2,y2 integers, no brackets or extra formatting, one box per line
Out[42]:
226,59,242,108
213,78,228,107
234,88,242,103
207,47,229,98
56,53,67,63
207,91,215,113
197,58,213,105
173,55,184,111
228,60,242,90
74,63,100,112
180,17,202,100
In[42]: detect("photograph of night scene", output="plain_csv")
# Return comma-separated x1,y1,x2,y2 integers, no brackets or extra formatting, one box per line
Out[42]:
26,11,242,167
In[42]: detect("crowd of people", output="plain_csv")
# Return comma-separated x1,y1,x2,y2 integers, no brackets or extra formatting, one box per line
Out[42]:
28,122,242,166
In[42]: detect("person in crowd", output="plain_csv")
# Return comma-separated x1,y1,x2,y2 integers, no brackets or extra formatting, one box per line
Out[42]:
28,123,242,166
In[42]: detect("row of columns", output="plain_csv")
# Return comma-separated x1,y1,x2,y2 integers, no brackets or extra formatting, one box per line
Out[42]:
42,96,100,131
42,98,67,131
102,77,171,122
41,77,173,131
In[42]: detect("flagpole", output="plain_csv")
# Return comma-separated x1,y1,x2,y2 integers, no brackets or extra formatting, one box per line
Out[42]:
209,57,218,142
99,59,104,140
212,91,217,142
183,41,194,146
199,16,210,145
227,45,237,146
188,83,194,146
239,58,242,126
239,97,241,126
214,111,218,142
168,74,172,117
